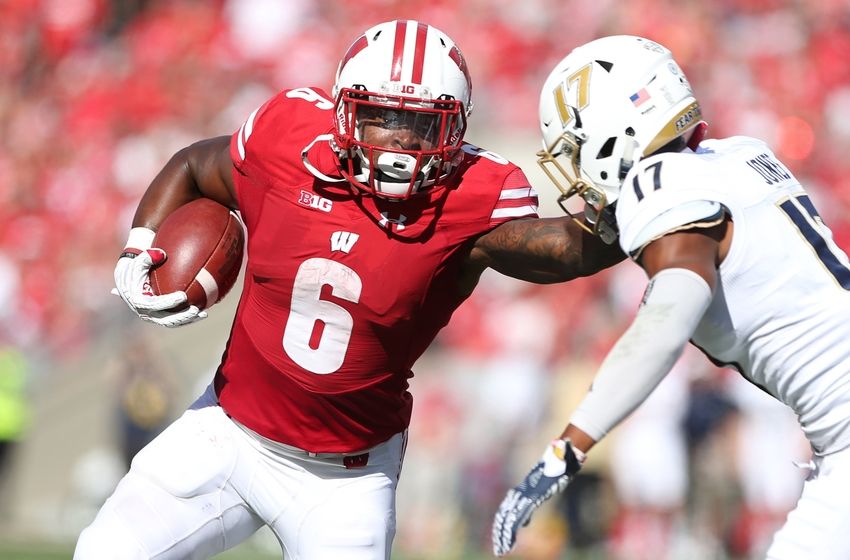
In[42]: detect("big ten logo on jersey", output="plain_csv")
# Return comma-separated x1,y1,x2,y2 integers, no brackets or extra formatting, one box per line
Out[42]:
298,190,333,212
747,153,792,185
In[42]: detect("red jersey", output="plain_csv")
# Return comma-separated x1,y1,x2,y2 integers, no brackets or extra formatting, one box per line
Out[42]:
216,87,538,452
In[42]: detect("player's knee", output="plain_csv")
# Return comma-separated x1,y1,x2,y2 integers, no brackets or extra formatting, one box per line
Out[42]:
74,516,148,560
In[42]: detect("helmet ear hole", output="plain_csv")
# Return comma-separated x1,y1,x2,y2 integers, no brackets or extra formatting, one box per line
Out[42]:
596,137,616,159
350,85,369,99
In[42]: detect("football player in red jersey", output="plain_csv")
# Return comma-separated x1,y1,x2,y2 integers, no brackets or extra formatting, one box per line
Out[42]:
77,20,623,559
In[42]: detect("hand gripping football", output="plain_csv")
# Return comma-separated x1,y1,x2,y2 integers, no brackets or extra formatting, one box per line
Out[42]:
150,198,244,311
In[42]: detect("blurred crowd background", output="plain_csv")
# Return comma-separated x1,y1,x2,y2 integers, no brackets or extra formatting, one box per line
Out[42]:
1,0,847,558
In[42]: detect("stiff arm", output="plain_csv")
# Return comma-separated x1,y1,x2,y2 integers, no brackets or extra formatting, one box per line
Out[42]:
136,136,626,293
459,216,626,295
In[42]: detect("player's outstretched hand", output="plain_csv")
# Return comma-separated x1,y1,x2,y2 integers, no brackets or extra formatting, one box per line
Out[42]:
492,439,584,557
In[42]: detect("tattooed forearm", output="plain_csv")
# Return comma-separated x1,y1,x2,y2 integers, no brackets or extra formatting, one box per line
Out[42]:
470,217,626,284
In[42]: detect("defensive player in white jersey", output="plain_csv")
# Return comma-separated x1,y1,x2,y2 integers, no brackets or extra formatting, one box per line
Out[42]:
492,35,850,559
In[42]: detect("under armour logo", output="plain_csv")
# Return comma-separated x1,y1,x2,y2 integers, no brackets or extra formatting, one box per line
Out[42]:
379,212,407,231
330,231,359,253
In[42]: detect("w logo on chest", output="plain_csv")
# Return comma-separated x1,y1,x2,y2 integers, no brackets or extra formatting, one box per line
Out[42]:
330,231,360,253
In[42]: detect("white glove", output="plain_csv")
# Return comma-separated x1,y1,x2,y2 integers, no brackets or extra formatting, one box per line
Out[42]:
139,304,207,328
492,439,584,556
112,227,207,328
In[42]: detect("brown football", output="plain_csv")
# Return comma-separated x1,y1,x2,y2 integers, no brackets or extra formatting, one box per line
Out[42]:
150,198,244,311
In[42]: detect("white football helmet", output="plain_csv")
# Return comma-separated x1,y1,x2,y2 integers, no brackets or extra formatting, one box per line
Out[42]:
538,35,705,239
332,19,473,199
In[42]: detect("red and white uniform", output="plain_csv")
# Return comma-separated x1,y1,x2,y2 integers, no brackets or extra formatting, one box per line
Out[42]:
75,90,537,560
219,86,538,453
77,20,534,560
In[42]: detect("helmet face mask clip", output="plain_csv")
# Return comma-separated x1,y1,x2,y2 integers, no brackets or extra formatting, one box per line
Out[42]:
538,128,611,238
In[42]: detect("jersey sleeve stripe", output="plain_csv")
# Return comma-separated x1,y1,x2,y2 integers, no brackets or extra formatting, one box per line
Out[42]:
237,123,247,160
494,192,539,211
244,106,259,142
491,205,538,220
237,106,262,162
489,168,539,223
494,195,539,211
499,187,537,200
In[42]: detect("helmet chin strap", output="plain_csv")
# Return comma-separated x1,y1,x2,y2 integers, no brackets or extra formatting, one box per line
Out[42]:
301,134,347,183
618,137,639,180
687,121,709,151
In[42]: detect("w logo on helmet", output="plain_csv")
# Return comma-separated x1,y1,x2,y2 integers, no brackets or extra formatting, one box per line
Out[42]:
449,46,472,100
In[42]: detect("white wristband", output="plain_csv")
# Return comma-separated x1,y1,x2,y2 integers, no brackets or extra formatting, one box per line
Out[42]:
124,227,156,250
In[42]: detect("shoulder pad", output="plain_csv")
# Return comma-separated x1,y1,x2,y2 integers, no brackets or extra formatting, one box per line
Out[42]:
617,151,725,256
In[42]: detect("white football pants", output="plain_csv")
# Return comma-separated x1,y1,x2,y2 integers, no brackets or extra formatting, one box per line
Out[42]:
74,385,405,560
766,445,850,559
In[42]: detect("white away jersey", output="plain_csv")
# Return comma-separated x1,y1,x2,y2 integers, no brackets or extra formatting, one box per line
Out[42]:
617,136,850,455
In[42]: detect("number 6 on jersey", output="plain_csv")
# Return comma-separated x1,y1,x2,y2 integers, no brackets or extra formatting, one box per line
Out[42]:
282,258,362,374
